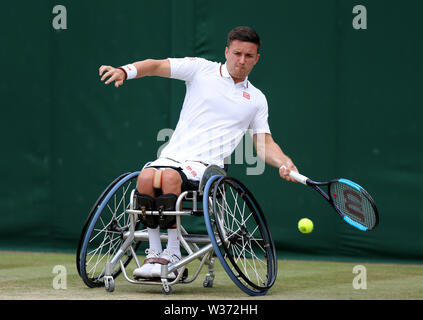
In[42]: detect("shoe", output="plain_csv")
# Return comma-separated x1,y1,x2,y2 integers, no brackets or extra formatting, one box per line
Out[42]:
151,249,181,279
133,248,161,279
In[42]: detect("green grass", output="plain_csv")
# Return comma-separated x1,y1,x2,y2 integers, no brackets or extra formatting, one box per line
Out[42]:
0,251,422,300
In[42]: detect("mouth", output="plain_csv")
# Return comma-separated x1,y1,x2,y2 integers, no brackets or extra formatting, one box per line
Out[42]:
234,66,247,74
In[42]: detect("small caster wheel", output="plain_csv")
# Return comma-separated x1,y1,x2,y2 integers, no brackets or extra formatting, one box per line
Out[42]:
203,276,214,288
162,284,173,295
104,276,115,292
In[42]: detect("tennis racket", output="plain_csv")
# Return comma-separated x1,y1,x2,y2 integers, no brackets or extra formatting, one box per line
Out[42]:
286,168,379,231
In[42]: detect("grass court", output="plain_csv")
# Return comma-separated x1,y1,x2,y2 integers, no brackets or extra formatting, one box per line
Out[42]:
1,251,422,300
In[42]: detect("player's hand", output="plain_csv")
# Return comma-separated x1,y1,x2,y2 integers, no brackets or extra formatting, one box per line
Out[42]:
279,161,298,183
99,65,125,88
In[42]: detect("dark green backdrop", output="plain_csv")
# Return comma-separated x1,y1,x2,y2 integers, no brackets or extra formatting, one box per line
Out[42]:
1,0,422,264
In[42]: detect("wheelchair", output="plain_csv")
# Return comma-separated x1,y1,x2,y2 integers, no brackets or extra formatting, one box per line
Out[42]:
76,165,277,296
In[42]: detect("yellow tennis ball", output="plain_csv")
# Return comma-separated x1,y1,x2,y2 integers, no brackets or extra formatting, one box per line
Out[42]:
298,218,314,234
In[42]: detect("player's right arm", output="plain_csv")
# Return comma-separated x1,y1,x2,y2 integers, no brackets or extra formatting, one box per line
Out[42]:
99,59,170,88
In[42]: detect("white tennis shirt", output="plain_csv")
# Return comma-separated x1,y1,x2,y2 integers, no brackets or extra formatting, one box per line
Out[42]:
159,57,271,167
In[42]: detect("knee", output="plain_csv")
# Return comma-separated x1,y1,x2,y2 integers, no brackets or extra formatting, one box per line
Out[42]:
161,169,182,188
137,169,155,193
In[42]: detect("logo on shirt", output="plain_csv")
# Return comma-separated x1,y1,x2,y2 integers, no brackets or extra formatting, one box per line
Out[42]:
185,165,197,177
243,91,250,100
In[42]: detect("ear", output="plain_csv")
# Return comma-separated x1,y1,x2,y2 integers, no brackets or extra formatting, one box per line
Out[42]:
225,46,229,59
254,53,260,65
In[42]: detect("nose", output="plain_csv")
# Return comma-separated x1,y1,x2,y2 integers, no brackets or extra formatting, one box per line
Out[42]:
239,55,246,65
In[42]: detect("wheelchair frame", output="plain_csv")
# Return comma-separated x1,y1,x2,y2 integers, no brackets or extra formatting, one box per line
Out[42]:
104,189,218,294
77,166,277,296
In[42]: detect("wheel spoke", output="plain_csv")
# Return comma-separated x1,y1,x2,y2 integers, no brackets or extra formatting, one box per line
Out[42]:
80,174,139,286
209,177,276,293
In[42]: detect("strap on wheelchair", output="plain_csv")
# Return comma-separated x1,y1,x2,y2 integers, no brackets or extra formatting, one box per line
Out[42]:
134,191,158,228
134,191,179,229
156,193,178,229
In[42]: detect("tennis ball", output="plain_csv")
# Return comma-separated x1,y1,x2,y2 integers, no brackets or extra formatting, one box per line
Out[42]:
298,218,314,234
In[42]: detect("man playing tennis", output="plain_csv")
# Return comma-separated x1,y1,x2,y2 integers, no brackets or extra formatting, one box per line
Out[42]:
99,26,298,279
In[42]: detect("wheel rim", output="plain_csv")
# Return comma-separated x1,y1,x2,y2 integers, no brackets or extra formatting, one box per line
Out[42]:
76,172,132,277
79,172,140,287
203,175,277,295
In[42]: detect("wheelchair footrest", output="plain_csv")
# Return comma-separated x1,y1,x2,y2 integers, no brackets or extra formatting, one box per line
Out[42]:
133,268,189,282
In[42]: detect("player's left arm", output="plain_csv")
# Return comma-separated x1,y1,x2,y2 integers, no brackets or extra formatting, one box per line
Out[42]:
253,133,298,182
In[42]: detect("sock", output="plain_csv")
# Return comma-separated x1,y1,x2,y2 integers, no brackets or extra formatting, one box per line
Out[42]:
147,227,162,253
166,228,181,258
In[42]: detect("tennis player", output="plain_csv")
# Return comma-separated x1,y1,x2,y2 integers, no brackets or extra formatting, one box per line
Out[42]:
99,26,298,279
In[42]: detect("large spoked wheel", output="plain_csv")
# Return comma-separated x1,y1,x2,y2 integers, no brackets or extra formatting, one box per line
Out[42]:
77,171,141,288
203,175,277,296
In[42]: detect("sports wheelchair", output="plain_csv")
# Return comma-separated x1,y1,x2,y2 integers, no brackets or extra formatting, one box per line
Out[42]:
76,165,277,296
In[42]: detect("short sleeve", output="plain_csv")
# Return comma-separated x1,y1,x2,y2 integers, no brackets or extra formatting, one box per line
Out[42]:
249,94,271,134
168,57,208,82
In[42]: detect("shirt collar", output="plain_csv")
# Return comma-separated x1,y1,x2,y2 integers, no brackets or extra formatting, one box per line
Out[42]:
220,63,249,88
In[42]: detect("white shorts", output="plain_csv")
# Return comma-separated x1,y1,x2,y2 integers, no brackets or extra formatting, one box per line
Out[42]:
143,158,208,182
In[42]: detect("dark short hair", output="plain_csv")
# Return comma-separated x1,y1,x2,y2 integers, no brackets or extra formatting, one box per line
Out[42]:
227,26,261,52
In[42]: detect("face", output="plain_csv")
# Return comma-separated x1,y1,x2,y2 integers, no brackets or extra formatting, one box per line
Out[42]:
225,40,260,83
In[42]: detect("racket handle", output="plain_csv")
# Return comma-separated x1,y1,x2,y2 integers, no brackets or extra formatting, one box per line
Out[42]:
289,171,309,185
280,166,309,185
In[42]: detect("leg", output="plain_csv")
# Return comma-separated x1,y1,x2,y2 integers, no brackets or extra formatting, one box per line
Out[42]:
160,169,182,256
151,169,183,278
136,169,161,246
161,169,182,195
135,168,184,279
133,169,162,279
137,168,156,197
138,167,182,195
158,168,182,231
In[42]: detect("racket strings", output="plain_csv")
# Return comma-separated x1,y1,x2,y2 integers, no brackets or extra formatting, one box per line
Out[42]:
329,182,377,230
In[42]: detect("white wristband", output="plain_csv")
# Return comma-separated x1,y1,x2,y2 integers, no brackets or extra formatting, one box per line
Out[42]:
120,64,137,80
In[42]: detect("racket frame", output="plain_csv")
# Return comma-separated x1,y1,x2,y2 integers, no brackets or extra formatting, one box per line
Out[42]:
289,170,379,231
